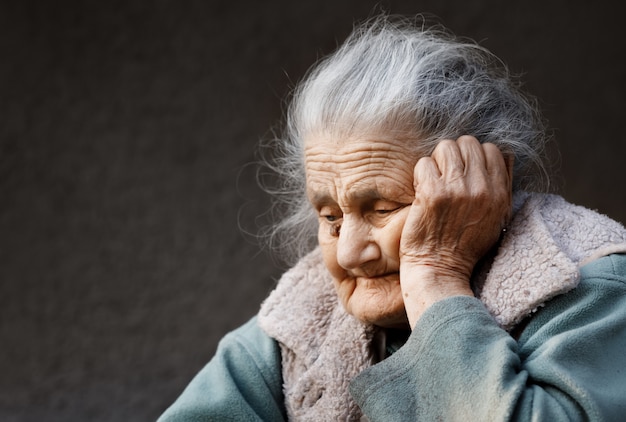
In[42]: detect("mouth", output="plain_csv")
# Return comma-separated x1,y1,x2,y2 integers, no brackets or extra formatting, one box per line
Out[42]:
355,271,400,283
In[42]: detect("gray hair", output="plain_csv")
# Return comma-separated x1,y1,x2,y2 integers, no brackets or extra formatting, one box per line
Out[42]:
259,15,553,266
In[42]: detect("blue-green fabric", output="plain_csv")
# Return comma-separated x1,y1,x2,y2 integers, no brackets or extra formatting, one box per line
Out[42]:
351,254,626,421
159,254,626,421
157,318,286,422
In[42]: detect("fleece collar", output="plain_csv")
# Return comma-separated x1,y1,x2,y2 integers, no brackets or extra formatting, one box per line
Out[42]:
258,248,373,421
476,192,626,329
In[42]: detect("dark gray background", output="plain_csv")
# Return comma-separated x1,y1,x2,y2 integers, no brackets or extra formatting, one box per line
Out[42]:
1,1,624,421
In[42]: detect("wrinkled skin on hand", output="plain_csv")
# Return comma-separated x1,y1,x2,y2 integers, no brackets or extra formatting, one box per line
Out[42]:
400,135,513,327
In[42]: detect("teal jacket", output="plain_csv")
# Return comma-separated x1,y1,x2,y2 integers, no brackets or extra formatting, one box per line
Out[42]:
159,254,626,421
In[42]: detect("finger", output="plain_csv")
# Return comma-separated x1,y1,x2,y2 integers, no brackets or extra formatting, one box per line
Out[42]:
431,139,464,179
504,153,514,191
414,156,441,191
457,135,487,175
482,143,509,183
483,143,514,219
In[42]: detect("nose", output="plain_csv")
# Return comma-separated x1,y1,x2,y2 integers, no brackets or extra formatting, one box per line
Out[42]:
336,216,380,270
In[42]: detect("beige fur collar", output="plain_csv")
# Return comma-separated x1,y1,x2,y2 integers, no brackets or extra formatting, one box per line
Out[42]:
258,193,626,421
476,192,626,330
258,249,373,421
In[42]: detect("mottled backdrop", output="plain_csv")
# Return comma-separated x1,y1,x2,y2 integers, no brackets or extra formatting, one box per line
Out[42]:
1,1,624,421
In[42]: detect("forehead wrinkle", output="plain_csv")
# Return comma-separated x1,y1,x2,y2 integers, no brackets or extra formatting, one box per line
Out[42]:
307,167,414,209
305,136,414,162
345,171,414,203
304,138,418,206
305,149,412,177
305,149,391,169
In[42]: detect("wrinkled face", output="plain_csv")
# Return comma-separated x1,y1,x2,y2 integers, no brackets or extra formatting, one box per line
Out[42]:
305,135,418,328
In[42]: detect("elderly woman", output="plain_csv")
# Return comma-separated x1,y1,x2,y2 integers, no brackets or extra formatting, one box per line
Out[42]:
159,16,626,421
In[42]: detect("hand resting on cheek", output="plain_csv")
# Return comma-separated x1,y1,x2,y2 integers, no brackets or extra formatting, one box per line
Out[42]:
399,135,513,328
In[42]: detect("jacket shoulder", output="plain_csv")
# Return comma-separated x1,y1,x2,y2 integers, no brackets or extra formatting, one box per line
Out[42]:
579,253,626,284
158,317,286,421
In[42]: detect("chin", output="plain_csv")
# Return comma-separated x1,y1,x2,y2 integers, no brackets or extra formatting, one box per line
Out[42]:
349,303,409,329
335,278,409,328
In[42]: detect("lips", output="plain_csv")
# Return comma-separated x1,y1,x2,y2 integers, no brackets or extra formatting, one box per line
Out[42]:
371,269,399,277
355,271,400,283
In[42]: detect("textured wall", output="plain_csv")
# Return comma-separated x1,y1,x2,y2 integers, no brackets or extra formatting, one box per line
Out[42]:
1,1,624,421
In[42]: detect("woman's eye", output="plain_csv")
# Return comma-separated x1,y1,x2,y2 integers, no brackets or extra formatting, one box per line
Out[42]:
319,205,341,223
374,205,401,215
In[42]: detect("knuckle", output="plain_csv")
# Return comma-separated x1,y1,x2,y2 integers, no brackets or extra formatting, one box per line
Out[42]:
457,135,479,145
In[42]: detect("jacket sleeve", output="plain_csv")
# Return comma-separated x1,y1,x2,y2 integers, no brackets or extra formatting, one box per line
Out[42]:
158,317,286,422
350,254,626,421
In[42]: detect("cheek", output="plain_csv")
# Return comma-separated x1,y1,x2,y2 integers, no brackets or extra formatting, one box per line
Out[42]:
318,227,343,278
378,210,409,258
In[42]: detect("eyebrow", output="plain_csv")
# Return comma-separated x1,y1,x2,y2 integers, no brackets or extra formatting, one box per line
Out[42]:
308,189,384,206
307,191,334,207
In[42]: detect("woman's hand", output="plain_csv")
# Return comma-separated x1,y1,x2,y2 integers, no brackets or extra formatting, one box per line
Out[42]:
400,136,513,328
